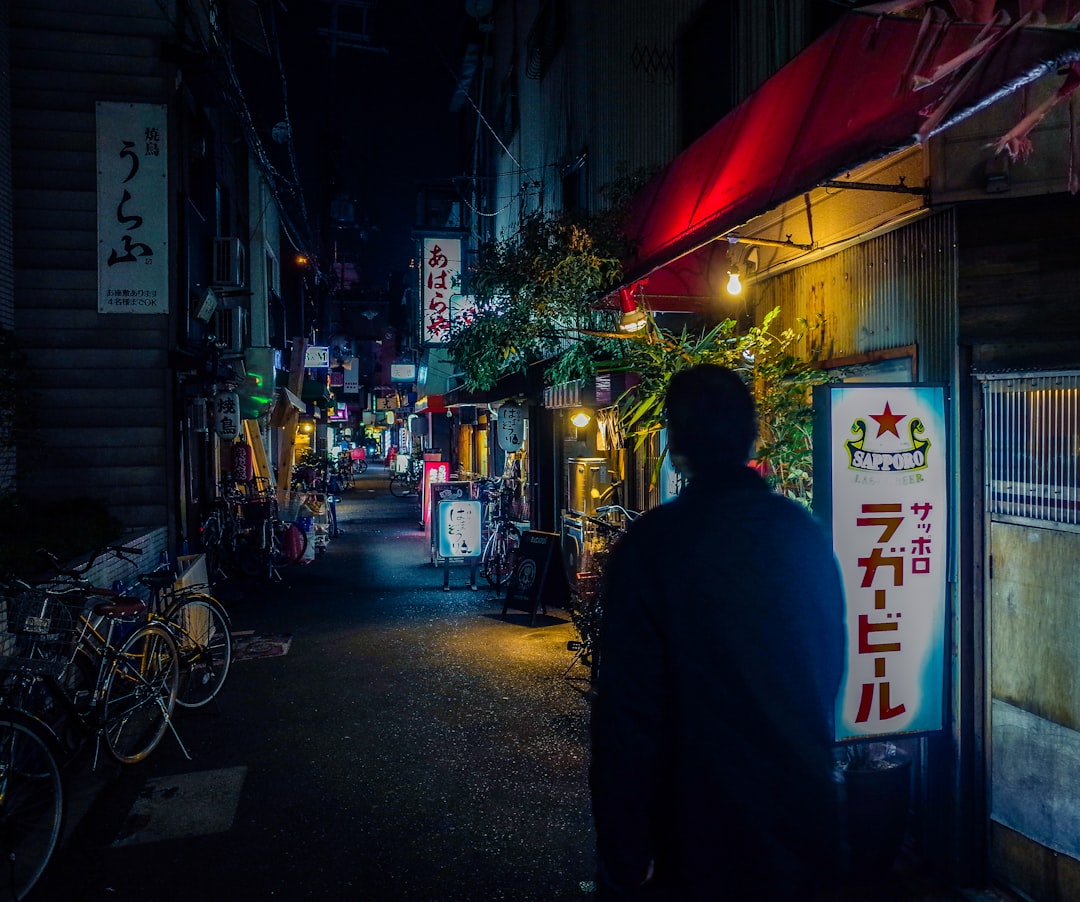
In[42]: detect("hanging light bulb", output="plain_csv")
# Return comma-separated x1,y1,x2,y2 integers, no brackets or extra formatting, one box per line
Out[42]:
618,285,648,333
726,266,743,296
570,410,592,428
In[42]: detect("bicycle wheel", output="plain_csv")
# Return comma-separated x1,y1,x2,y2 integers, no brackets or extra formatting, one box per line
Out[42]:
389,474,411,497
102,623,179,765
483,522,522,587
270,519,307,567
166,596,232,709
0,708,64,900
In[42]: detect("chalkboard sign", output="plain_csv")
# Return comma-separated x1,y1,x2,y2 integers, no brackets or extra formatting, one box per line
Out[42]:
502,530,569,625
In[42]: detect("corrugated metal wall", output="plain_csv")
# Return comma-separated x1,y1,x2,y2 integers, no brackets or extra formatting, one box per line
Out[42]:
10,0,176,527
755,211,958,383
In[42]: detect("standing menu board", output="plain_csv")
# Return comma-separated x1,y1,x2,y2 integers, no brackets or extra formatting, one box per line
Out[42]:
429,481,474,560
435,498,483,560
502,530,568,625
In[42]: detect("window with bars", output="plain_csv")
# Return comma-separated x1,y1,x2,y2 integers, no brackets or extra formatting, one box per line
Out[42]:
982,373,1080,526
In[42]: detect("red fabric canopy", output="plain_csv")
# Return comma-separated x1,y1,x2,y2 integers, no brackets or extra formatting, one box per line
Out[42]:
623,5,1080,284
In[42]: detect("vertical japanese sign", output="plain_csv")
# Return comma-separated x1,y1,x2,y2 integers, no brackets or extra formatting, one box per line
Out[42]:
420,236,475,345
816,384,948,741
213,391,241,440
496,402,525,452
96,102,168,313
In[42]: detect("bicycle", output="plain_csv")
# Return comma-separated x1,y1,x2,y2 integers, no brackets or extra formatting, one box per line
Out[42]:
27,546,232,711
133,567,232,710
565,504,640,682
0,547,186,769
477,478,523,588
0,706,65,900
389,458,423,497
201,479,307,580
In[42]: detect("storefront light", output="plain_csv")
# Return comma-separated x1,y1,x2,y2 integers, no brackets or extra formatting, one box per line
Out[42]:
617,285,648,333
726,266,743,296
571,410,592,428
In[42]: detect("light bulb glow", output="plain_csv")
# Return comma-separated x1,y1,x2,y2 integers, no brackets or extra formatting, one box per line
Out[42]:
571,411,592,428
726,269,742,295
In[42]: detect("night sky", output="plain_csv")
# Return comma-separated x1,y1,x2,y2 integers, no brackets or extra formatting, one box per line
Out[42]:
276,0,475,292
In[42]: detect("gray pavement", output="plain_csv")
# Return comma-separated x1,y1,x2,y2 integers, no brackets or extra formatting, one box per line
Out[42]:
36,464,596,900
27,464,1007,902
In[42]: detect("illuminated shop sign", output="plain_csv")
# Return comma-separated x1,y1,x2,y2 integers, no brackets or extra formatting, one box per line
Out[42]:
420,236,477,345
816,384,949,741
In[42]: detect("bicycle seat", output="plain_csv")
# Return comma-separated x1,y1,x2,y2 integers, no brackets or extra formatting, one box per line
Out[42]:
93,598,147,619
139,571,175,590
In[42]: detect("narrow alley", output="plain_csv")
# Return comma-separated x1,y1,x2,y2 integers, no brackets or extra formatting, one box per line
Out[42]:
35,464,596,901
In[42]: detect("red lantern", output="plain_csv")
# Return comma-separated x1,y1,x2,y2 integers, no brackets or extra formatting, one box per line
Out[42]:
232,441,254,483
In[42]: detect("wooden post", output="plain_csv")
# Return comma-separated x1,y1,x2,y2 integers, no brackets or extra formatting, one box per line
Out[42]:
271,337,308,493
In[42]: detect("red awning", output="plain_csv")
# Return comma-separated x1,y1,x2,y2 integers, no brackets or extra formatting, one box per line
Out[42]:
623,3,1080,284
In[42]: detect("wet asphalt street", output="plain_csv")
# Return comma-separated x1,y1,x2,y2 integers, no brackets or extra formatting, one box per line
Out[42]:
35,463,596,901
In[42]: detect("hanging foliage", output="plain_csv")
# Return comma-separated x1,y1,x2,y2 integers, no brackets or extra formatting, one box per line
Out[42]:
448,210,628,390
448,166,656,391
602,308,838,507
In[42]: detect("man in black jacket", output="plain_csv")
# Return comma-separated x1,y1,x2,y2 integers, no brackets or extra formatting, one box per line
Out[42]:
590,364,845,900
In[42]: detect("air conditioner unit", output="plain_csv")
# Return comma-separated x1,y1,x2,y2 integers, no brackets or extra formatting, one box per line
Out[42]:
215,306,247,353
212,237,246,288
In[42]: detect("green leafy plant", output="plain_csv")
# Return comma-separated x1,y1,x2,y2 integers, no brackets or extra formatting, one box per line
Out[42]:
449,210,628,390
448,167,656,392
605,308,837,507
448,172,835,506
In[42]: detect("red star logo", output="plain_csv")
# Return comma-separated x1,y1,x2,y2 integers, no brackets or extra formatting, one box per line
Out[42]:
870,402,905,438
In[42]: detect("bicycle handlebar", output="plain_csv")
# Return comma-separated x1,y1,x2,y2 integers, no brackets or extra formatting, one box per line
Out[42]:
595,505,641,520
36,544,144,579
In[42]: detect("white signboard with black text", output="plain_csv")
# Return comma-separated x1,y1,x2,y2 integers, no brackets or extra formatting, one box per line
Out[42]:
96,102,168,313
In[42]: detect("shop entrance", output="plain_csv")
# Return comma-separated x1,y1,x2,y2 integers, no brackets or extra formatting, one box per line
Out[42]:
980,373,1080,897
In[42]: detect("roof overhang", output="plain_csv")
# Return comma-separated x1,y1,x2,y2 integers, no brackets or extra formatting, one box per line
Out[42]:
621,3,1080,300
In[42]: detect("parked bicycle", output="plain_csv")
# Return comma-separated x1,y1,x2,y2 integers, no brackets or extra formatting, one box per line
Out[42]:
565,504,640,682
0,547,187,898
201,478,307,580
133,565,232,709
0,706,64,899
389,457,424,497
0,546,187,766
476,477,523,588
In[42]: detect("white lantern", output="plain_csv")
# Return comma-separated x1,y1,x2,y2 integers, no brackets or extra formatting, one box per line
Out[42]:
497,402,525,451
213,391,241,439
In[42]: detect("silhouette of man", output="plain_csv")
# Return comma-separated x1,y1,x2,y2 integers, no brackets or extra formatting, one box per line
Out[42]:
590,363,845,900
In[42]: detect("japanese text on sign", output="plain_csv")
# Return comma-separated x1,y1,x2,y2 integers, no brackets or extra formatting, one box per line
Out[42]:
827,385,948,741
420,236,476,345
96,102,168,314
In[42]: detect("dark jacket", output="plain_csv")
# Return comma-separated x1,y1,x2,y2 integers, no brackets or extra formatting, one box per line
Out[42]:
590,465,845,900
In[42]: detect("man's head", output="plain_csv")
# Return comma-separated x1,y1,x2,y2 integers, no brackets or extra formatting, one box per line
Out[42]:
664,364,757,475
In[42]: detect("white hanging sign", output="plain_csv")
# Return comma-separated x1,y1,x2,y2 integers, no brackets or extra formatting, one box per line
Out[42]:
213,391,242,440
496,402,525,452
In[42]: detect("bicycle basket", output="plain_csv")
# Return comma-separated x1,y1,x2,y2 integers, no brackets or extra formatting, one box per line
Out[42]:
3,589,83,649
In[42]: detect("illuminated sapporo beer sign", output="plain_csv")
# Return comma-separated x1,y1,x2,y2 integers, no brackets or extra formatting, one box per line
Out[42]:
815,384,949,741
